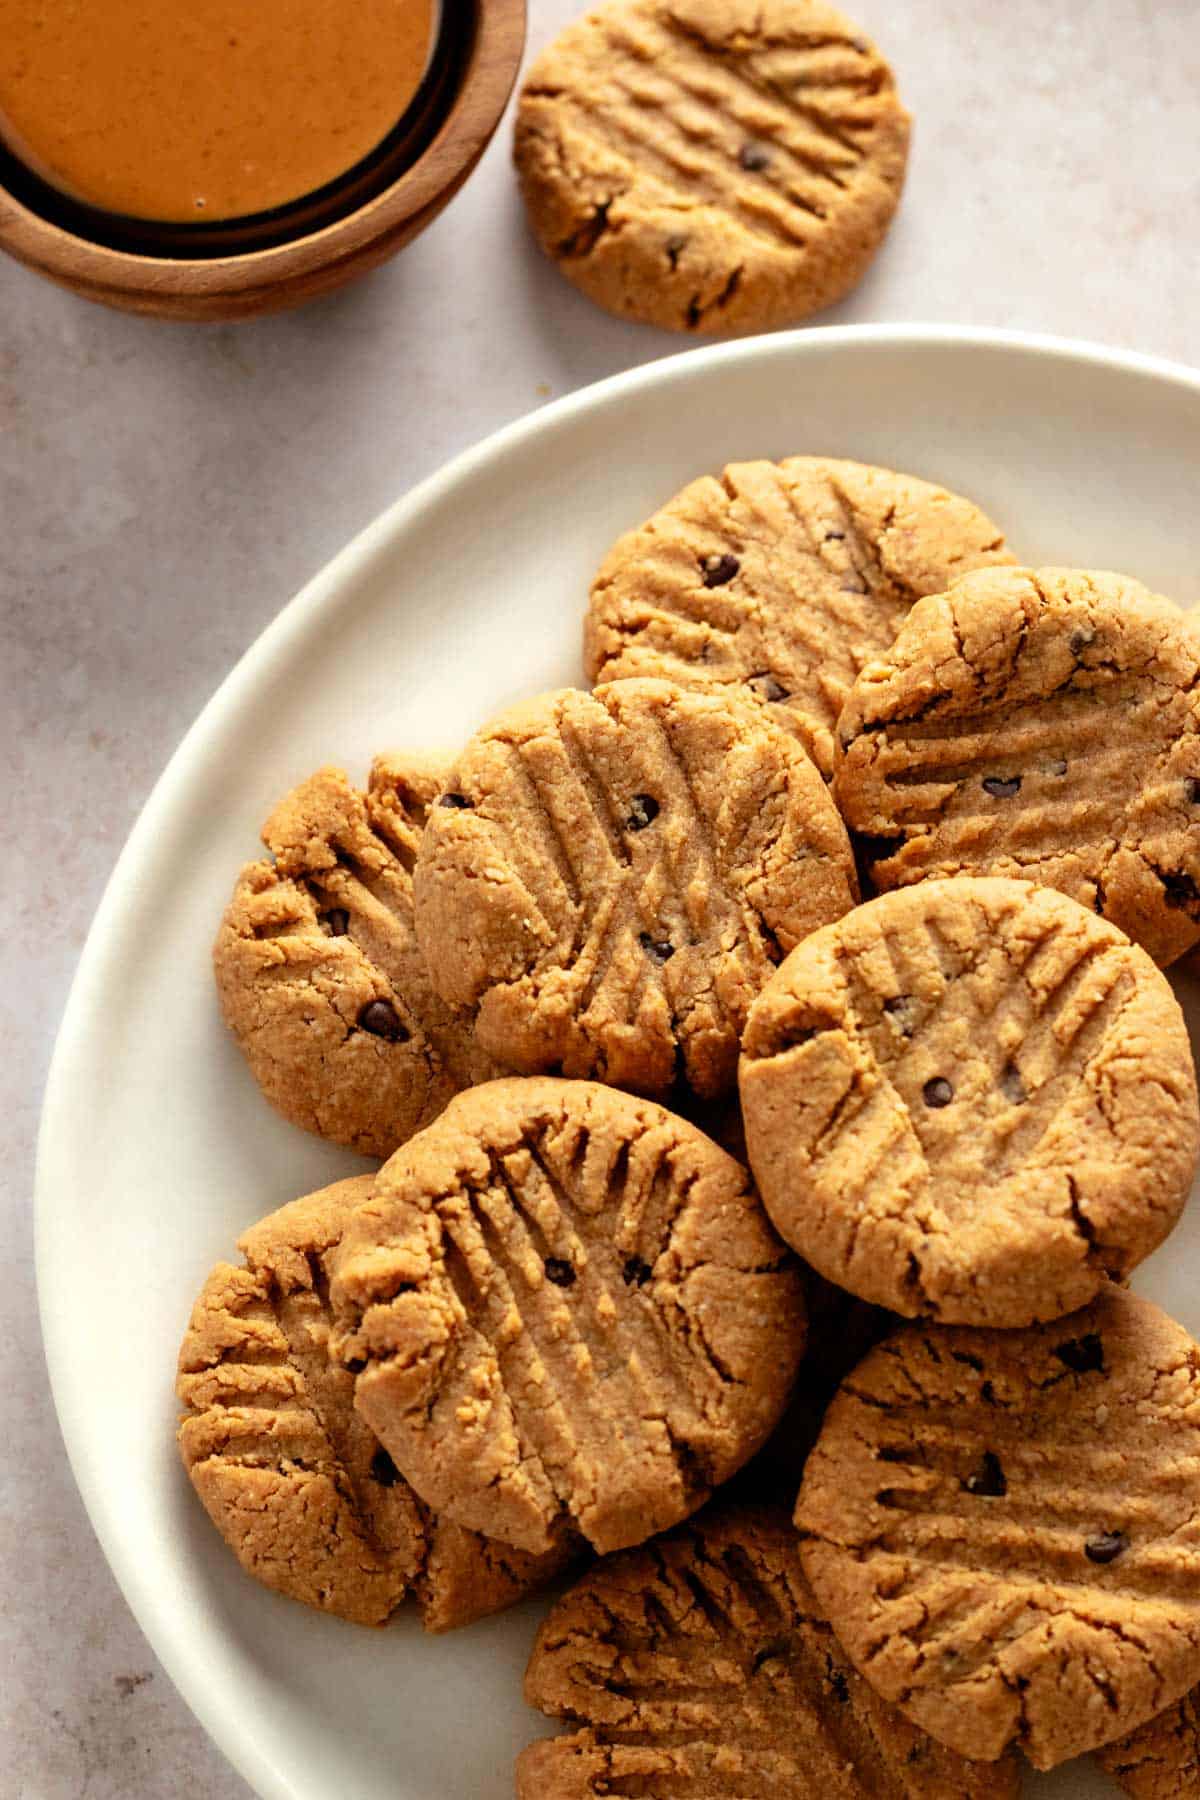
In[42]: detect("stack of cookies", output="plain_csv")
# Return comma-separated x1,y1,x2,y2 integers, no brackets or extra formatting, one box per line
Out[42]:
185,452,1200,1796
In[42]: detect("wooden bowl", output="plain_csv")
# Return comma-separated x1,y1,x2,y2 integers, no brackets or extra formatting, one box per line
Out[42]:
0,0,525,321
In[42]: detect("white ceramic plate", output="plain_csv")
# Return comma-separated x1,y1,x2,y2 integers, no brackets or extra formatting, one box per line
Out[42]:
38,326,1200,1800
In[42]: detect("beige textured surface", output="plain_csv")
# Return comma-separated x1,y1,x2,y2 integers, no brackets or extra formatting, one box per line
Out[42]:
740,877,1200,1326
8,1,1200,1789
414,677,857,1098
515,0,910,334
518,1505,1020,1798
331,1079,806,1555
214,756,501,1158
834,567,1200,966
177,1176,571,1630
585,455,1013,774
798,1288,1200,1770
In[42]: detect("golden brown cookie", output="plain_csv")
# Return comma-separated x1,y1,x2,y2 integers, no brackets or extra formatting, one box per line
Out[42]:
176,1175,572,1630
833,565,1200,965
740,877,1199,1327
1096,1682,1200,1797
797,1287,1200,1770
518,1506,1020,1798
585,456,1013,775
412,679,858,1100
331,1080,807,1556
514,0,910,333
214,756,502,1159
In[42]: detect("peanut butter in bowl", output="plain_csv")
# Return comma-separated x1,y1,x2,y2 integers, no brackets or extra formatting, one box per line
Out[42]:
0,0,439,224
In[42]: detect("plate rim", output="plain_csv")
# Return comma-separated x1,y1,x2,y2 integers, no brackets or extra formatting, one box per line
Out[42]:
35,322,1200,1800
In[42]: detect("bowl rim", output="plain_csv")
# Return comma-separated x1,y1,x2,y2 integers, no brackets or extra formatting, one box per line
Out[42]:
0,0,526,302
35,324,1200,1800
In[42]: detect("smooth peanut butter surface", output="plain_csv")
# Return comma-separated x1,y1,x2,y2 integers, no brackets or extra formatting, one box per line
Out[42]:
0,0,437,223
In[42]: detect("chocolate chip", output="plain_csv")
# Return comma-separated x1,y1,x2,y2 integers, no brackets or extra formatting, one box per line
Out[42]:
738,141,772,171
1000,1062,1027,1104
982,775,1022,798
622,1256,652,1287
923,1077,954,1108
964,1451,1007,1497
321,908,350,937
748,671,790,703
1187,778,1200,805
438,792,472,809
370,1447,400,1487
1161,870,1200,911
1068,627,1094,655
639,932,675,963
544,1257,576,1287
626,794,660,830
701,551,740,587
358,999,407,1041
1054,1332,1105,1375
1085,1531,1129,1565
346,1357,367,1375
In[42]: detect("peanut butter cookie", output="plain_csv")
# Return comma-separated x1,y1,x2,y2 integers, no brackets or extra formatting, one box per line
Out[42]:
518,1506,1020,1798
177,1176,572,1630
214,756,502,1160
331,1080,807,1556
514,0,910,333
1097,1682,1200,1797
740,877,1199,1327
833,566,1200,964
413,679,858,1100
585,456,1013,775
797,1287,1200,1769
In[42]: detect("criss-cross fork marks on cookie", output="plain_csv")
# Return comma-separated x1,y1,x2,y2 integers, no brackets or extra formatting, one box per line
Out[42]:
331,1082,806,1558
214,757,501,1158
586,458,1013,777
849,679,1196,913
414,680,857,1099
527,5,883,252
1097,1677,1200,1798
515,0,911,332
740,878,1199,1326
798,1289,1200,1771
176,1177,570,1631
518,1507,1019,1799
834,566,1200,966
